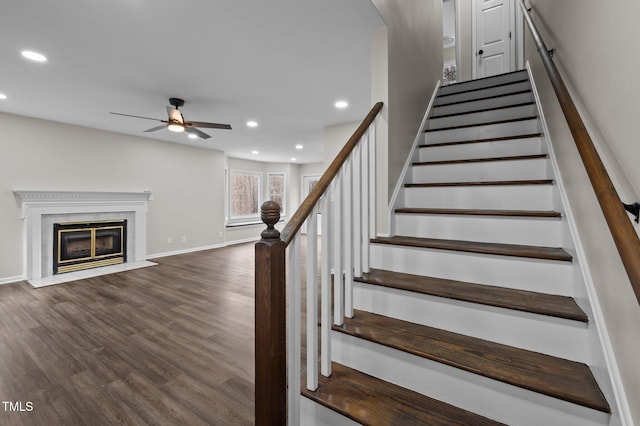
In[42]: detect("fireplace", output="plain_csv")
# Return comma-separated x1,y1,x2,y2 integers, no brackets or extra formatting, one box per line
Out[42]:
53,220,127,274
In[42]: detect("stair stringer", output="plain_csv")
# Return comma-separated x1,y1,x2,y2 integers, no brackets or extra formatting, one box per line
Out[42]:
526,63,629,425
387,80,441,237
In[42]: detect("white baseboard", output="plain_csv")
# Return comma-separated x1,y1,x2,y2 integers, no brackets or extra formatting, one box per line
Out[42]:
0,275,25,286
147,237,259,260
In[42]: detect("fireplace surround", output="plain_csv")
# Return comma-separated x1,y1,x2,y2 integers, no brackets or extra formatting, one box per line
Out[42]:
14,190,152,283
53,220,127,274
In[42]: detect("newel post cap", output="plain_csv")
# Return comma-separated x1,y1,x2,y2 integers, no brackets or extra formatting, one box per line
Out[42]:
260,201,281,240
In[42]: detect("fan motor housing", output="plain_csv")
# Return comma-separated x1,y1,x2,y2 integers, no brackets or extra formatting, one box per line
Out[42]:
169,98,185,108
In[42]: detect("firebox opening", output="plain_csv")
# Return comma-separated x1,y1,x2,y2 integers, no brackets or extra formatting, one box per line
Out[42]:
53,220,127,274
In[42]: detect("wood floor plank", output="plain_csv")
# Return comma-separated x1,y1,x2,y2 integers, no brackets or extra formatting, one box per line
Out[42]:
356,268,588,322
302,362,505,426
335,310,610,413
0,242,256,426
371,235,573,261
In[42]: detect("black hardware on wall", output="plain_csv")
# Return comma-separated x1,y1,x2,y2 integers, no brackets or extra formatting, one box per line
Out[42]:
623,202,640,223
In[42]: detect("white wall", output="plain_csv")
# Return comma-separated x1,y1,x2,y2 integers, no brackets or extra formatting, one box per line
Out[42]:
0,112,226,280
370,0,444,234
0,111,323,282
323,121,360,169
524,1,640,422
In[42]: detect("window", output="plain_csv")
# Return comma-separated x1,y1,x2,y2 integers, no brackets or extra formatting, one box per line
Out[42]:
229,170,261,221
268,173,286,214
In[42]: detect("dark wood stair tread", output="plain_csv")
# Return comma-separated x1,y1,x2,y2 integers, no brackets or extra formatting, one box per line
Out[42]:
302,362,505,426
334,310,610,413
434,89,533,108
413,154,547,166
356,268,587,322
395,208,561,218
419,133,542,149
405,179,553,188
437,78,530,98
430,102,536,120
425,116,538,132
370,235,572,261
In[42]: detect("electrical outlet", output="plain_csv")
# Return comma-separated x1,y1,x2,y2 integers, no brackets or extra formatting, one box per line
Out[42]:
181,235,187,243
167,237,173,244
219,231,223,238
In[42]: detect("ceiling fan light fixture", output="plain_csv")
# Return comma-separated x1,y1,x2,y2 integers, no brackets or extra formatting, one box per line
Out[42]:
167,123,184,133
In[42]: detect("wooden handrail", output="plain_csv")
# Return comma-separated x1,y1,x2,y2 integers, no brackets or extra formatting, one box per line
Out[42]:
280,101,384,246
520,0,640,304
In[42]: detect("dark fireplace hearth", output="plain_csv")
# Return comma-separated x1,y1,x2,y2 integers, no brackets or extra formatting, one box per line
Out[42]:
53,220,127,274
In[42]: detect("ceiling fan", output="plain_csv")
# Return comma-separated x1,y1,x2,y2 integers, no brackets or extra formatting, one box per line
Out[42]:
110,98,231,139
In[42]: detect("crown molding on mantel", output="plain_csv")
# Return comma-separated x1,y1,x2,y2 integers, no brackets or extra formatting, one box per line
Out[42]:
13,190,153,202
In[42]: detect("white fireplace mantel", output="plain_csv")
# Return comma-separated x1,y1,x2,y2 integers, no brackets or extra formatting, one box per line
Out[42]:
14,190,153,281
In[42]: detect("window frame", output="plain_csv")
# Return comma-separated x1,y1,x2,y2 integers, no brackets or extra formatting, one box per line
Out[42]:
267,172,286,217
227,169,263,225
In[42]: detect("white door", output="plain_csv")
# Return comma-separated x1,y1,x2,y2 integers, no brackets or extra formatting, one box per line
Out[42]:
475,0,513,78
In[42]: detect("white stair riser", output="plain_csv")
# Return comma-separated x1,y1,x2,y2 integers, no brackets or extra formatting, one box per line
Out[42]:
419,137,543,162
403,184,554,210
332,333,609,426
370,244,574,295
435,81,531,106
439,71,528,96
394,214,562,246
300,397,360,426
353,283,590,362
425,119,540,144
427,103,538,130
432,91,534,116
410,157,550,183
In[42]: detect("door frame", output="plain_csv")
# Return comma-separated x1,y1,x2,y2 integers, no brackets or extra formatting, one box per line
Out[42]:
471,0,522,79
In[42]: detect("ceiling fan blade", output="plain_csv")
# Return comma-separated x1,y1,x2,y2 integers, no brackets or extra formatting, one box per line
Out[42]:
110,112,164,122
186,121,232,130
184,127,211,139
166,106,184,124
144,124,167,133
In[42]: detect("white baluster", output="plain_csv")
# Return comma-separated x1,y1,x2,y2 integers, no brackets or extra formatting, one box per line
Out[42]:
369,122,377,239
353,144,362,278
361,131,370,274
306,208,318,391
332,173,344,325
343,157,354,318
287,235,301,422
320,194,331,377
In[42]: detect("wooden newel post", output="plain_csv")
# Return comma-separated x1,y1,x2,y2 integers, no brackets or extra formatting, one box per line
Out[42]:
255,200,287,425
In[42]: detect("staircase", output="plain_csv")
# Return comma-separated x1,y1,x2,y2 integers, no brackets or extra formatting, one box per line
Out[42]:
301,70,618,425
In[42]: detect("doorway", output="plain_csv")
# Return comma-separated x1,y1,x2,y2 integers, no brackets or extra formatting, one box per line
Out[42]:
472,0,516,78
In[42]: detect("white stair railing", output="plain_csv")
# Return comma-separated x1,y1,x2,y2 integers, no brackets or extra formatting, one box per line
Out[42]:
254,102,383,426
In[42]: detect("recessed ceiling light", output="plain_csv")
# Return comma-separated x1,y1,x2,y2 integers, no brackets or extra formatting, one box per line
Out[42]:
290,157,297,162
335,100,348,109
295,144,303,150
21,50,47,62
252,150,259,155
0,93,7,100
188,133,198,139
246,120,258,128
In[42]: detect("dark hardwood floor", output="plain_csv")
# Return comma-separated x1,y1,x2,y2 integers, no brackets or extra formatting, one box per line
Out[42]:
0,243,257,425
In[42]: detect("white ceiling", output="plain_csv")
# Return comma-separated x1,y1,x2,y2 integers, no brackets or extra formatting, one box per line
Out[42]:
0,0,384,164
